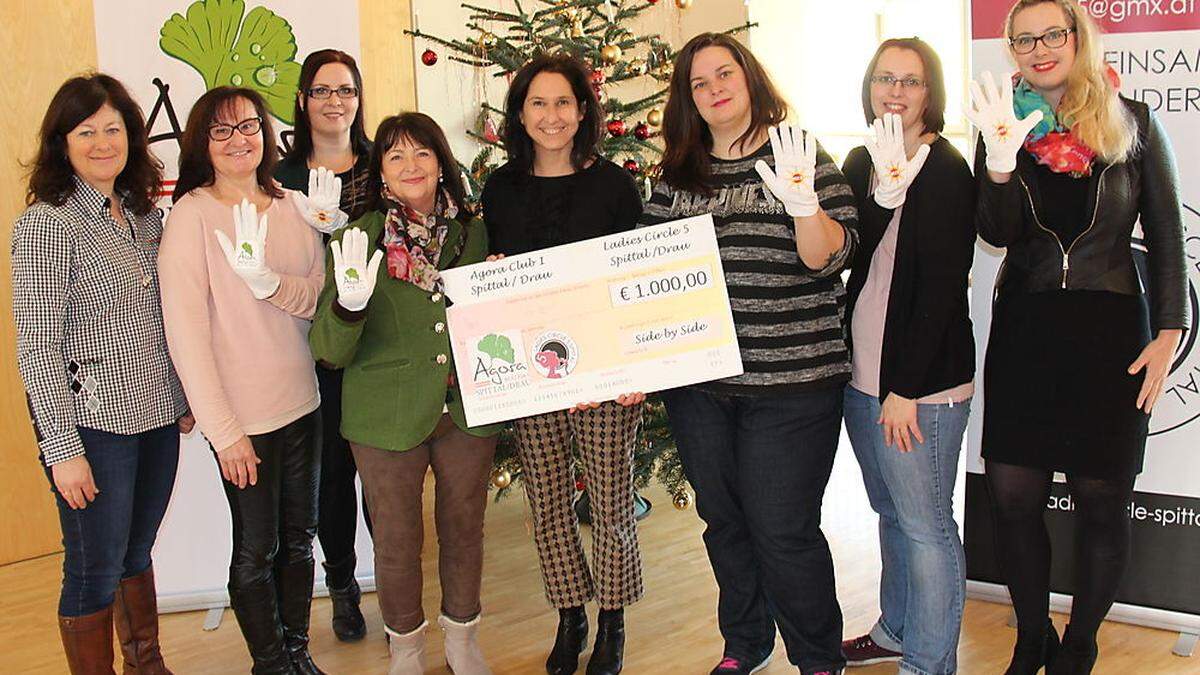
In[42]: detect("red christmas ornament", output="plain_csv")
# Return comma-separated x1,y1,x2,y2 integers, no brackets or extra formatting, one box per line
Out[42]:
575,480,586,491
648,0,660,4
607,119,627,137
623,159,641,173
590,69,607,87
421,49,438,66
634,122,650,140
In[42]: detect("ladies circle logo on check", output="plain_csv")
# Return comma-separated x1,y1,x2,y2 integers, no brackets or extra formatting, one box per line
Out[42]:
531,331,579,379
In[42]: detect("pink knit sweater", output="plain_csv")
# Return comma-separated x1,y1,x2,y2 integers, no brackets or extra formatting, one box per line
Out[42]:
159,188,324,451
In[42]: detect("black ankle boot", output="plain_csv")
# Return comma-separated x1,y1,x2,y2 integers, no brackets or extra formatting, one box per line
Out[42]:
323,555,366,642
277,560,326,675
1049,624,1098,674
1005,619,1059,675
586,609,624,675
546,606,588,675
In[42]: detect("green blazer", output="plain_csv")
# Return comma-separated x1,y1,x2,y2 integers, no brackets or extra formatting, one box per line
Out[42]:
309,210,501,451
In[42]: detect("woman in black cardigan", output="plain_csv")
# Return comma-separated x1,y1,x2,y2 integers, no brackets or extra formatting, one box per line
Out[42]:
839,38,976,675
971,1,1187,673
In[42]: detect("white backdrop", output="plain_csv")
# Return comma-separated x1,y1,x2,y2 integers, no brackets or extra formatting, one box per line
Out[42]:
965,0,1200,639
92,0,371,611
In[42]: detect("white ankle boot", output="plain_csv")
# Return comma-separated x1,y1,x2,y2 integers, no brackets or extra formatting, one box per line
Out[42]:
438,614,491,675
385,620,427,675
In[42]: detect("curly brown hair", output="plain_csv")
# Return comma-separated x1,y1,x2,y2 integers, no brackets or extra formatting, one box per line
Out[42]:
26,73,163,215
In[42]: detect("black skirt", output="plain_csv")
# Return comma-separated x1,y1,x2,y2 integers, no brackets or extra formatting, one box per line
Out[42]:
982,290,1152,479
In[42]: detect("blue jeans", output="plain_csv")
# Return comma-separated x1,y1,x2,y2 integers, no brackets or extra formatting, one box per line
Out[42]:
661,385,846,675
843,386,970,675
46,424,180,616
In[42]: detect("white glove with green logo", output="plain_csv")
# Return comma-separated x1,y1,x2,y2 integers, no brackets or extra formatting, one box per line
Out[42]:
754,125,821,218
865,113,930,209
293,167,349,234
965,71,1043,175
331,226,383,312
214,199,281,300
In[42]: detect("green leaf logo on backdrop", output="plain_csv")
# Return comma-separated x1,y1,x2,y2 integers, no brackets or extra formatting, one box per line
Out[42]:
159,0,302,124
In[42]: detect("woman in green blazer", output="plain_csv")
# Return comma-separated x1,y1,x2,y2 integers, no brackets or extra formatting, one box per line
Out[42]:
309,112,500,675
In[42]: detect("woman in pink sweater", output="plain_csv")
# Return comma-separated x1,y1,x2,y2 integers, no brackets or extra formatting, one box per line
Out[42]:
158,87,328,675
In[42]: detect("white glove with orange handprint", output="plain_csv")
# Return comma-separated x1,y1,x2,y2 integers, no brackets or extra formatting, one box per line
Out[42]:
865,113,930,209
754,125,820,218
965,71,1044,175
293,167,349,234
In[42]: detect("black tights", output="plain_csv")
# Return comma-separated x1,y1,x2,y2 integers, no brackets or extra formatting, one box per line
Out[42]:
985,461,1134,646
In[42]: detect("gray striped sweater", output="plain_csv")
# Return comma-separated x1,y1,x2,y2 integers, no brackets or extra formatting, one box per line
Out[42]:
640,137,859,395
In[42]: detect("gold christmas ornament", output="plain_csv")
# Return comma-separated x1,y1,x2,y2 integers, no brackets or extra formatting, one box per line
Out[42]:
479,32,498,49
571,20,585,38
675,0,694,9
629,59,648,77
646,107,663,127
672,491,694,510
490,468,512,489
600,43,623,64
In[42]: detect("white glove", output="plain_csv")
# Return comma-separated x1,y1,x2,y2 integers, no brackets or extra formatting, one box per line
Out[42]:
754,125,820,218
865,113,931,209
214,199,281,300
330,227,383,312
965,71,1044,175
293,167,348,234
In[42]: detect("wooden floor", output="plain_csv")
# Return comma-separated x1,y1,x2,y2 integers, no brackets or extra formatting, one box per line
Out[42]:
1,443,1191,674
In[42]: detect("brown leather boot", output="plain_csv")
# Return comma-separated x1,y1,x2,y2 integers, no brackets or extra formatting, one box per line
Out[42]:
59,606,117,675
113,567,172,674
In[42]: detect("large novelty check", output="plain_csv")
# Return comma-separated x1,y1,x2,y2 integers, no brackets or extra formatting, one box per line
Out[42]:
441,214,743,427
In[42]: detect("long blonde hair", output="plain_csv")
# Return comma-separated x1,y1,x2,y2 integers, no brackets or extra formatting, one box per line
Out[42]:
1005,0,1136,163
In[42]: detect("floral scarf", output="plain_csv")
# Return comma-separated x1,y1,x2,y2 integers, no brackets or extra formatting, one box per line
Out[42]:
1011,66,1120,177
380,186,458,293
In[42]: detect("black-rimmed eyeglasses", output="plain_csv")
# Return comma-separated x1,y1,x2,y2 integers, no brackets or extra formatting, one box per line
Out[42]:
307,85,359,100
208,117,262,142
1009,27,1074,54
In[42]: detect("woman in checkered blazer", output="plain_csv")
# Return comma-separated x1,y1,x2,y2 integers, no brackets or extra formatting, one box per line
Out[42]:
12,73,191,674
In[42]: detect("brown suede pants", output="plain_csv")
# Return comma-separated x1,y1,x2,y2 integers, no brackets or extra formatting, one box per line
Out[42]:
351,415,497,633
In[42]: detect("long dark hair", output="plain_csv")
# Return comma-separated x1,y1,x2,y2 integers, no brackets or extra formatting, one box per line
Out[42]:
285,49,370,164
26,73,162,215
501,52,603,174
366,112,469,216
861,38,946,134
660,33,787,194
173,87,284,202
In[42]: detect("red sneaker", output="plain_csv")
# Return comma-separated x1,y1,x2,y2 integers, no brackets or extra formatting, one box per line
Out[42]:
841,634,902,666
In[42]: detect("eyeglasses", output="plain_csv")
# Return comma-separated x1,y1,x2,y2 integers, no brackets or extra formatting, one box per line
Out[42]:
1009,27,1074,54
870,74,927,90
208,117,262,141
307,85,359,100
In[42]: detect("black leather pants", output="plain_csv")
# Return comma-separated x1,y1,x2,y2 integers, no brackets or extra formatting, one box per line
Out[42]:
219,411,321,674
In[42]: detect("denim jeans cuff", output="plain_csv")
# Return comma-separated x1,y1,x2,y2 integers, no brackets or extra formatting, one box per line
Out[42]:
898,661,937,675
870,619,903,652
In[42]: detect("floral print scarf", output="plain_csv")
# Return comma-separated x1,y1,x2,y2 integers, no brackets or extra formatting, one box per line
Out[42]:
380,186,459,293
1011,66,1121,177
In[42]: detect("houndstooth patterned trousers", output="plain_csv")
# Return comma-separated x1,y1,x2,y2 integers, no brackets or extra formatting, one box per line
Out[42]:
513,401,645,610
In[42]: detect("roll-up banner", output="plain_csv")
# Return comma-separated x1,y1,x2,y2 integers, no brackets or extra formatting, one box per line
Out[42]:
966,0,1200,651
91,0,370,613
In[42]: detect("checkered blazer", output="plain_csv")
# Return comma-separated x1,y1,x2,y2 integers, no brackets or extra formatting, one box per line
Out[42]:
11,177,186,466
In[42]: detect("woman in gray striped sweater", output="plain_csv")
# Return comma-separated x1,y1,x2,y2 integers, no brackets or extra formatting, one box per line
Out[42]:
640,33,858,675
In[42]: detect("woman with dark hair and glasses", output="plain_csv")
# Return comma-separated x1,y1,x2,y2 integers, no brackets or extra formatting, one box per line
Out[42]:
838,38,976,674
13,72,190,675
158,87,328,674
642,33,858,675
481,52,645,675
970,1,1186,672
274,47,373,643
310,112,501,675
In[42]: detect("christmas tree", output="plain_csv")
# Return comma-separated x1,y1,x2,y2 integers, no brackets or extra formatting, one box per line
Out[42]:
409,0,750,512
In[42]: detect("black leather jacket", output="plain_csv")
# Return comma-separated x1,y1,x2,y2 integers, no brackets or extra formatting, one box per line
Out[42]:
975,97,1189,332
